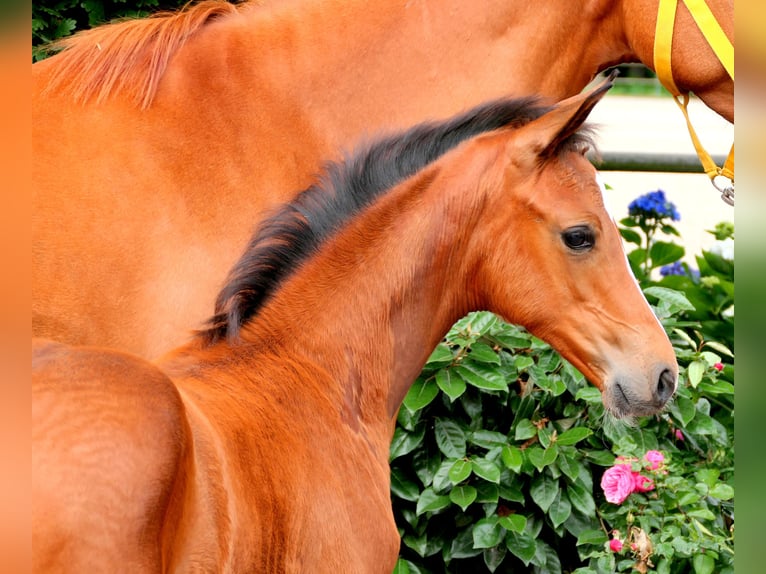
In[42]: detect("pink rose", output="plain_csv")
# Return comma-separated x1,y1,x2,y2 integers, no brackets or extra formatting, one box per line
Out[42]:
609,538,623,552
632,472,654,493
713,362,724,372
644,450,664,470
674,429,684,441
601,464,635,504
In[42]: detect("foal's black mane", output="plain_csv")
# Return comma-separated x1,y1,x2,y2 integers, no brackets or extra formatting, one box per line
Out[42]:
201,96,580,343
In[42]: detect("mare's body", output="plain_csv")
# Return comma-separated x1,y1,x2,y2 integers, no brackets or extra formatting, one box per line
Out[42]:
32,0,733,358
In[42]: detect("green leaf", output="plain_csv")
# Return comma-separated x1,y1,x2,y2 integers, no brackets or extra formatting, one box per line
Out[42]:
498,513,527,533
709,483,734,500
529,365,566,396
576,529,608,546
392,558,411,574
468,311,499,334
435,368,466,401
448,459,473,484
671,537,696,556
538,426,553,449
450,485,478,511
426,343,454,367
700,350,722,366
556,427,593,446
483,545,507,573
644,286,695,313
671,395,697,426
514,419,538,441
650,240,685,267
472,457,502,483
477,482,501,503
514,355,535,371
468,342,502,365
527,445,558,472
449,528,483,559
402,533,428,557
687,508,716,521
619,227,642,245
685,412,716,436
473,518,504,549
506,530,537,565
697,381,735,396
403,377,440,411
432,459,456,492
530,474,559,512
678,491,702,506
390,468,420,502
702,249,733,276
619,216,640,227
396,405,420,431
455,363,508,391
389,424,425,460
627,248,648,276
687,360,706,388
584,449,617,466
549,489,572,528
557,450,584,482
693,554,715,574
412,448,441,487
416,487,451,515
534,541,562,573
567,481,596,516
703,340,734,357
434,419,467,458
470,429,508,449
695,468,720,487
501,445,523,473
575,387,602,404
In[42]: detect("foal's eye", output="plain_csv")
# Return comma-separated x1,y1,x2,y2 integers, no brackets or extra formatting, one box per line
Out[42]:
561,225,595,251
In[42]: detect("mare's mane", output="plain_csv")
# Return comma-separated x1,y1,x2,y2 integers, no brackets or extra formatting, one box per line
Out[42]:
41,0,250,109
202,97,596,344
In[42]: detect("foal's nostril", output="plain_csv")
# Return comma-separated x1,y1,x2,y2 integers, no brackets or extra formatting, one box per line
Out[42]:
656,368,676,404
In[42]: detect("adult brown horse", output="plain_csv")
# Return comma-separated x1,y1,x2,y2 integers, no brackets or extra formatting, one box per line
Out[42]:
32,0,733,360
33,78,677,572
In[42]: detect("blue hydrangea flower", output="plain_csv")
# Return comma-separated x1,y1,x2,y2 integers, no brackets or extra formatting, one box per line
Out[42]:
659,261,685,277
659,261,699,280
628,190,680,221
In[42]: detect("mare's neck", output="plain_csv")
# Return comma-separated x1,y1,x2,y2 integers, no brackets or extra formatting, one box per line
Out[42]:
226,0,629,133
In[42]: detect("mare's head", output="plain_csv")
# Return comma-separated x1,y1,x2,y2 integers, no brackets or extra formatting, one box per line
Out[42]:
472,77,678,418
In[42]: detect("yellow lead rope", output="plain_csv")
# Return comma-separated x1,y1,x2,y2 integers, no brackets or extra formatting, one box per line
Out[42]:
653,0,734,205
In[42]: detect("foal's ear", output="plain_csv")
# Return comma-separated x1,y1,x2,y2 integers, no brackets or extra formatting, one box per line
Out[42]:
514,71,617,163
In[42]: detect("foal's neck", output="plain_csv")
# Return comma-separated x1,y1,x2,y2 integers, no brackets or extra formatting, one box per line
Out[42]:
242,145,498,426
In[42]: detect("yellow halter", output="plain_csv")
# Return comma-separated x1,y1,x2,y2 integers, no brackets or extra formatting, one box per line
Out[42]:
653,0,734,205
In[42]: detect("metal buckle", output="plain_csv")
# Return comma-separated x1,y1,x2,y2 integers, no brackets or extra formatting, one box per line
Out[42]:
712,175,734,206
